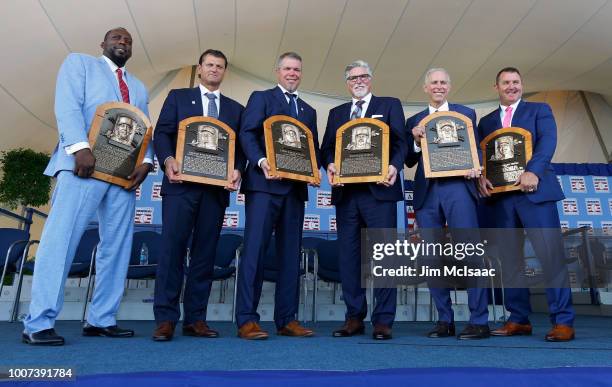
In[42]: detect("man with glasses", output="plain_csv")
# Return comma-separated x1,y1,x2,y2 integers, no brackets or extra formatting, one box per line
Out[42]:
321,60,407,340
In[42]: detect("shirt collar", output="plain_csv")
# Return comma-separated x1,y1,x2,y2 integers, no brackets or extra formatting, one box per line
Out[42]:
352,92,372,106
102,55,125,74
199,84,221,99
428,101,449,114
500,99,521,112
278,84,299,99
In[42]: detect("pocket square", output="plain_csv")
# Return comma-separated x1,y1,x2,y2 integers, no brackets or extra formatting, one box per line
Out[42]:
372,114,384,118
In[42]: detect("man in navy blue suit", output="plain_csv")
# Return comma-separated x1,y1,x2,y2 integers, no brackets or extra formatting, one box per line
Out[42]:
152,49,245,341
236,52,320,340
405,68,489,340
321,60,407,340
478,67,575,342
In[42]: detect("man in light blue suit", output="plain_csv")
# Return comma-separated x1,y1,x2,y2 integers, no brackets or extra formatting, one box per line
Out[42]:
22,28,153,345
478,67,575,342
405,68,489,340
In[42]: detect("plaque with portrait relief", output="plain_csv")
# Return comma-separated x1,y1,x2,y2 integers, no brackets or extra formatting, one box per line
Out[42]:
419,111,480,178
175,116,235,187
263,115,320,185
481,127,533,194
333,118,389,184
88,102,152,188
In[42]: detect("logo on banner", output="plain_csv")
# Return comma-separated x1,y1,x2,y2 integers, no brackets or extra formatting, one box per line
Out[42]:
405,191,413,201
235,193,245,206
602,221,612,236
223,211,239,228
609,198,612,216
329,215,336,232
135,207,153,224
316,190,332,208
586,198,602,216
135,186,142,200
593,177,609,193
562,199,579,215
303,214,320,231
569,176,586,193
559,221,570,231
150,157,160,175
151,182,162,201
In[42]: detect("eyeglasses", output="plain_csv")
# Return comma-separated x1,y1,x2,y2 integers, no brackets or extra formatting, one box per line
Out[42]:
346,74,371,83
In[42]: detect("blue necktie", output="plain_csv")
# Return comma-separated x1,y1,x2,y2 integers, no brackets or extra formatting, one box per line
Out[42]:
285,92,298,119
205,93,218,119
351,100,365,120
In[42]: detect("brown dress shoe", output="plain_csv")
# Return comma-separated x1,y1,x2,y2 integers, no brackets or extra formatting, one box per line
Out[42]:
372,324,392,340
237,321,269,340
333,318,365,337
490,321,533,336
545,324,575,342
277,320,314,337
183,321,219,338
152,321,175,342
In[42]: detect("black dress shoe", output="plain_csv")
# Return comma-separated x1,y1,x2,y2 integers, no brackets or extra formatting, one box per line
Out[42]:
332,318,365,337
457,324,490,340
372,324,392,340
22,329,65,346
82,323,134,338
427,321,456,338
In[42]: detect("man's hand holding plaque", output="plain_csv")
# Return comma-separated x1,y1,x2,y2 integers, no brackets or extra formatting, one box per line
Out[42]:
175,116,236,188
480,127,533,194
418,111,480,178
263,115,320,185
87,102,153,188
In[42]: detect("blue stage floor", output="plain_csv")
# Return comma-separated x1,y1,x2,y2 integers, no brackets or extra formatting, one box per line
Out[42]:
1,314,611,386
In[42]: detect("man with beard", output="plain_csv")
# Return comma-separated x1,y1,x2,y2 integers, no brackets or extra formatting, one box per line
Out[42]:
321,60,407,340
236,52,320,339
22,27,153,345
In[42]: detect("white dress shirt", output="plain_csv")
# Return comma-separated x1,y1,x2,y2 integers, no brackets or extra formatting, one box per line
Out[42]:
199,84,221,117
349,93,372,119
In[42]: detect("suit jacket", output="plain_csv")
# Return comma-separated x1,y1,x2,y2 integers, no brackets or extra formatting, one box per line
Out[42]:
477,100,564,203
239,86,320,202
153,87,245,204
46,54,153,177
406,104,479,210
320,95,407,205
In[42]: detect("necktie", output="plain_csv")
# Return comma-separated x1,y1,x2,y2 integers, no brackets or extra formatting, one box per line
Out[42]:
285,92,298,118
351,100,365,120
205,93,218,119
116,68,130,103
503,106,513,128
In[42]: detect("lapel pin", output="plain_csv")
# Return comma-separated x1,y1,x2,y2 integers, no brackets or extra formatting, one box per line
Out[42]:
192,100,195,104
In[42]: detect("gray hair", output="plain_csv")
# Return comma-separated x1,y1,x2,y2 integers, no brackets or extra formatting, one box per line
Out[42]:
344,60,372,80
423,68,451,85
276,52,302,69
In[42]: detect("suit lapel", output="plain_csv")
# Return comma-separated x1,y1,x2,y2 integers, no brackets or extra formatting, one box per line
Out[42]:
273,86,291,116
364,95,378,118
98,57,122,101
191,87,204,116
218,94,230,123
511,100,526,128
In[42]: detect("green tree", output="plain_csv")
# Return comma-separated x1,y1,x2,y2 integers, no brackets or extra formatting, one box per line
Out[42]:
0,148,51,209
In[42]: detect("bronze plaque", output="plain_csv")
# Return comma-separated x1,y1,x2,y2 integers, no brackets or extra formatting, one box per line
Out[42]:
263,115,320,185
420,111,480,178
333,118,389,184
175,117,236,187
481,127,533,194
88,102,152,188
